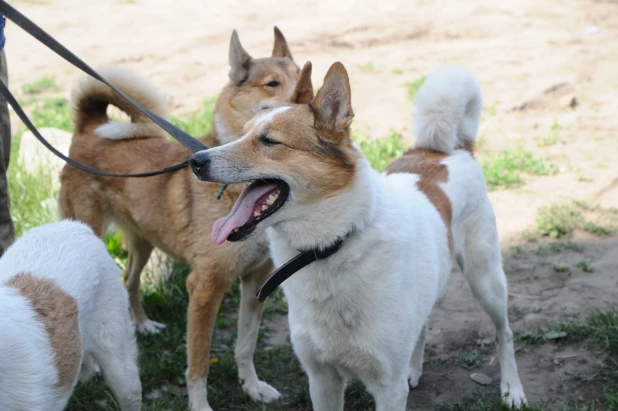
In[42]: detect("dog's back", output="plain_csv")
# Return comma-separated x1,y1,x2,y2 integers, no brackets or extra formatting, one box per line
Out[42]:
0,220,118,318
0,221,141,411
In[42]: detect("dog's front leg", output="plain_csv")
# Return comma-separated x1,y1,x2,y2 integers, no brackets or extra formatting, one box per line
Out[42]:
369,377,409,411
185,270,228,411
235,262,281,403
304,363,345,411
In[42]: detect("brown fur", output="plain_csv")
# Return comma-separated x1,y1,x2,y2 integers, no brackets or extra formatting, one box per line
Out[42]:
6,273,81,393
386,149,454,255
58,28,299,391
217,62,360,202
461,139,475,155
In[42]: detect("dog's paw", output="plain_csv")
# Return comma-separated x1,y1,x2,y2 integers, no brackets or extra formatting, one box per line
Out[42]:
136,319,166,335
407,368,423,389
501,384,527,409
242,379,282,403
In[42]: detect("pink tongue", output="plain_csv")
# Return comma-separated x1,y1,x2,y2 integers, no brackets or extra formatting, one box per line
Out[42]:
212,183,279,245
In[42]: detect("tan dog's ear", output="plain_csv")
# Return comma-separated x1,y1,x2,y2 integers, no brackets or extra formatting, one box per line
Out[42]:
229,30,253,85
311,62,354,133
290,62,313,104
272,26,293,60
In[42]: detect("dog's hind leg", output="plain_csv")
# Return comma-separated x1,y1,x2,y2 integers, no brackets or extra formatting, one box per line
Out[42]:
123,233,164,334
459,218,527,408
235,261,281,403
407,323,426,389
89,262,142,411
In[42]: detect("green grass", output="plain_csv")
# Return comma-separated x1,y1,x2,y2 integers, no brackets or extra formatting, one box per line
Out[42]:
480,147,556,191
170,97,216,138
353,130,407,172
21,76,59,95
29,96,73,132
457,348,486,370
534,201,618,239
518,310,618,410
8,158,58,237
406,76,426,102
537,118,561,147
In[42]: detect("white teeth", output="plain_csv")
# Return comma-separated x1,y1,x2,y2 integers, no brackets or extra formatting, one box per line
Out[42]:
232,228,239,233
266,191,280,205
253,210,261,217
262,205,268,211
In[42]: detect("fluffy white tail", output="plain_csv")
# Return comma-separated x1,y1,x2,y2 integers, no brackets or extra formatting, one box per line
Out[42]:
413,66,482,154
71,67,169,140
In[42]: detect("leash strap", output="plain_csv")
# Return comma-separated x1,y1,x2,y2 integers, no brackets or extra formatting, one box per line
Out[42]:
0,0,207,154
256,236,346,302
0,79,189,177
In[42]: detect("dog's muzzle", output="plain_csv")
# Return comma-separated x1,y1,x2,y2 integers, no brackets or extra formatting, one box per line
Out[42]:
189,150,211,181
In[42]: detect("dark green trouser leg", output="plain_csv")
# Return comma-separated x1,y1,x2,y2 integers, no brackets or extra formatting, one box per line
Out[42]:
0,49,14,255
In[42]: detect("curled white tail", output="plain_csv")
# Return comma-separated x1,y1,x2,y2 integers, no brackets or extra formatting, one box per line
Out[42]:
413,66,482,154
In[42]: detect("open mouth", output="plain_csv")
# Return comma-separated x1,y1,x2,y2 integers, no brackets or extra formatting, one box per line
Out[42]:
212,179,290,244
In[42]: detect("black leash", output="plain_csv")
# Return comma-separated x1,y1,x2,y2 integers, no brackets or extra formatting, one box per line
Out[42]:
256,234,348,302
1,79,190,177
0,0,207,177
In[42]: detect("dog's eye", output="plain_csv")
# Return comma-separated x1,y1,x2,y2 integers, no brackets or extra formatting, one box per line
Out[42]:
265,80,280,88
260,135,281,146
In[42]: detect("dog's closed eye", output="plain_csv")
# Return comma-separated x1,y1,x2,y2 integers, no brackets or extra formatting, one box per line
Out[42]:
260,135,281,146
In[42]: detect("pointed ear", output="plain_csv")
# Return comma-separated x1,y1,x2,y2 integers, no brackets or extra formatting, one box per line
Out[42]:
310,62,354,132
290,62,314,104
229,30,253,85
272,26,293,60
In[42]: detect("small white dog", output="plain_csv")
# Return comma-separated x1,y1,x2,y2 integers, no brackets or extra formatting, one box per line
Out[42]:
0,220,141,411
190,62,527,409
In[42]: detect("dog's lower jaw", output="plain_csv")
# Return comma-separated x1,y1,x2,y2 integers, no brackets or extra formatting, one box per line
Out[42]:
187,376,213,411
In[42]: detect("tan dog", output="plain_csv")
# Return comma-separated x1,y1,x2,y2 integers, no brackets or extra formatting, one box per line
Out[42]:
58,28,299,411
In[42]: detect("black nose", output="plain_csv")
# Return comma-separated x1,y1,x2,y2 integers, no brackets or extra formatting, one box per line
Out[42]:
189,151,211,180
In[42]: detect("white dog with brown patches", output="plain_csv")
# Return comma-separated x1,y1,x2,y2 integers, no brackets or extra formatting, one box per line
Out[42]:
0,221,141,411
190,62,527,410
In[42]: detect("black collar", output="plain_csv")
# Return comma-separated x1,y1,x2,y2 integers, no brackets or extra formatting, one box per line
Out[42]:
256,233,350,302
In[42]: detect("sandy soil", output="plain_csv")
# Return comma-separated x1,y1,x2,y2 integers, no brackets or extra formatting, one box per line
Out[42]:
7,0,618,408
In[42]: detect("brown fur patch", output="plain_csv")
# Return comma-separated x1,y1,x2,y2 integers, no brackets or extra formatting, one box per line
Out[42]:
7,273,81,393
386,149,454,255
461,139,475,155
223,104,359,202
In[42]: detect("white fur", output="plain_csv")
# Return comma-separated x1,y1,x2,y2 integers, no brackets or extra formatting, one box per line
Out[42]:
414,66,482,154
214,112,236,146
262,69,525,409
0,221,142,411
95,122,167,140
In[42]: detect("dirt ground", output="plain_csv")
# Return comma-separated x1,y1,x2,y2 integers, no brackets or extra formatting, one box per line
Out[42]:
7,0,618,409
